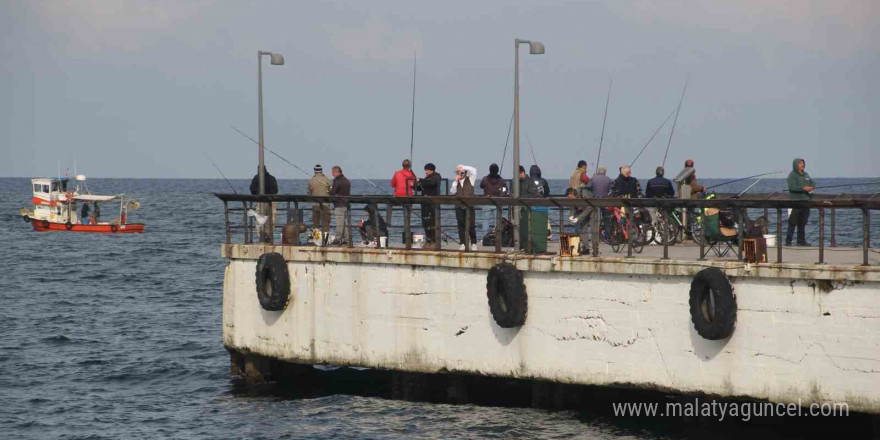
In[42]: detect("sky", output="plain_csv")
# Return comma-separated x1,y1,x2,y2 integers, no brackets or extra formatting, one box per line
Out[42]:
2,0,877,180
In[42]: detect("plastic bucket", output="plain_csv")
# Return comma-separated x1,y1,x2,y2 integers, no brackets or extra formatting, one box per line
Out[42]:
764,234,776,247
379,237,387,248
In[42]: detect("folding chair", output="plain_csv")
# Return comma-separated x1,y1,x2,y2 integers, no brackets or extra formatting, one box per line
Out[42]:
703,208,738,258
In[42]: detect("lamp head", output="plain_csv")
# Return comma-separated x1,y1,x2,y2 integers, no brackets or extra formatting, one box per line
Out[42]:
528,41,545,55
270,53,285,65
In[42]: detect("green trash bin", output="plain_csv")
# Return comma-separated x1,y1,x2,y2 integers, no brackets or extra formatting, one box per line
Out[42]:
519,206,548,253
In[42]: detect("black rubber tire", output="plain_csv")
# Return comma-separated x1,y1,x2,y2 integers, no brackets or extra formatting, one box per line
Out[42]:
22,215,30,224
486,263,527,328
41,220,50,228
689,267,736,340
255,252,291,311
65,222,74,230
110,224,118,232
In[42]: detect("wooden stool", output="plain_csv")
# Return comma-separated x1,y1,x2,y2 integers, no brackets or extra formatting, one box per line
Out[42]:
744,237,767,263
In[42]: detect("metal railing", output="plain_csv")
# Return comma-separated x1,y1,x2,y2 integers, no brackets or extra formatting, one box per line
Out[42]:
216,193,878,266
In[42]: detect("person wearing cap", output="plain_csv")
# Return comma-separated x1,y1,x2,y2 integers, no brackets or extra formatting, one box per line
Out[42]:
683,159,706,199
589,166,612,198
645,166,675,198
416,163,442,249
568,160,591,197
308,164,332,234
391,159,416,197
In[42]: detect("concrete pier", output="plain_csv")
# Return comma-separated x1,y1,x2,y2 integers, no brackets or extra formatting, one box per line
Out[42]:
222,243,880,413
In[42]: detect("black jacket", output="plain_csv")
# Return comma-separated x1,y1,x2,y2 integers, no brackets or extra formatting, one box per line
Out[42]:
611,174,640,198
480,174,508,197
330,174,351,207
249,170,279,195
362,205,388,236
645,176,675,198
529,165,549,197
417,172,443,196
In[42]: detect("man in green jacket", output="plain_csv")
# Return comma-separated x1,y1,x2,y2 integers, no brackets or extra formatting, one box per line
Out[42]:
786,158,815,246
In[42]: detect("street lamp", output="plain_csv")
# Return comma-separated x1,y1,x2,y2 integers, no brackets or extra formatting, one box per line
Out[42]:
512,39,544,240
257,50,284,195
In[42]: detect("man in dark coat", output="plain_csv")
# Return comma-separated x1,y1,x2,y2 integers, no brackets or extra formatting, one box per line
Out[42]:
611,165,641,198
358,204,388,244
645,166,675,198
417,163,442,248
480,163,508,197
329,166,351,244
786,158,815,246
249,166,279,195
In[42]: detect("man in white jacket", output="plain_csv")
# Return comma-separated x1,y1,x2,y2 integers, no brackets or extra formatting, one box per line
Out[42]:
450,165,478,251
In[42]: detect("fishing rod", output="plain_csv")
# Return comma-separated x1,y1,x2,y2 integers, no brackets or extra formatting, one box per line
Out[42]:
525,134,539,166
203,152,238,194
629,107,677,168
498,109,514,173
409,49,417,164
230,125,316,179
736,177,765,198
783,180,880,192
706,170,784,191
662,74,689,168
595,78,612,174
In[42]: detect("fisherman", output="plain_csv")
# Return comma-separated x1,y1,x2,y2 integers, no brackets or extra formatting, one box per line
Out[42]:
516,166,548,253
529,165,550,197
683,159,705,199
307,165,332,234
416,163,442,249
566,188,591,254
590,166,612,198
480,163,508,197
391,159,415,196
786,158,815,246
450,164,478,251
357,204,388,245
329,166,351,245
568,160,590,197
645,166,675,198
611,165,641,198
80,202,90,225
249,165,278,195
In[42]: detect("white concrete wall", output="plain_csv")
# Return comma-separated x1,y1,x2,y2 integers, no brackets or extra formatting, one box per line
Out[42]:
223,256,880,413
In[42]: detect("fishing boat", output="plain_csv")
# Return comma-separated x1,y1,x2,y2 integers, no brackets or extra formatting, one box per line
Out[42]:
20,176,145,233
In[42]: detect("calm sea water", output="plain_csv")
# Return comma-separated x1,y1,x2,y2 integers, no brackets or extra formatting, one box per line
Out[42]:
1,177,877,440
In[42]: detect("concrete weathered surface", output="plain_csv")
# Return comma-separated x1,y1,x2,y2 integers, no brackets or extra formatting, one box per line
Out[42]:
222,244,880,413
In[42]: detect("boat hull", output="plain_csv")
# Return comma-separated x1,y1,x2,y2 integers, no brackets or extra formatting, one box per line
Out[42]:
28,218,145,233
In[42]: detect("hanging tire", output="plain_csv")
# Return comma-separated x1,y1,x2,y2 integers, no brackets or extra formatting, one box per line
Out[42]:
65,222,74,230
486,263,527,328
255,252,290,311
22,215,30,224
110,224,118,232
689,267,736,340
41,220,50,229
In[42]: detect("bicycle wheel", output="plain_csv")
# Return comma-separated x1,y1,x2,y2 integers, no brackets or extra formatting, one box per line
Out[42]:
655,218,680,246
609,220,623,253
690,220,707,246
629,223,645,254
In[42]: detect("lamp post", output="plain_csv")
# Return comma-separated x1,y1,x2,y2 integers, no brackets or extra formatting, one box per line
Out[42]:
512,39,545,240
257,50,284,195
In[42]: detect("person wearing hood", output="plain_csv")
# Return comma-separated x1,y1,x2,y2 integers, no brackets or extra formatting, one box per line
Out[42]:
786,158,816,246
391,159,415,196
480,163,508,197
568,160,591,197
249,165,279,195
308,164,332,233
357,204,388,245
611,165,641,198
416,163,442,249
450,164,478,250
590,166,612,198
645,166,675,198
529,165,550,197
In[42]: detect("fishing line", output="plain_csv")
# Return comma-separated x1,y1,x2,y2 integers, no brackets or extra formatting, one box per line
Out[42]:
662,74,689,169
630,107,677,169
203,152,238,193
595,78,612,174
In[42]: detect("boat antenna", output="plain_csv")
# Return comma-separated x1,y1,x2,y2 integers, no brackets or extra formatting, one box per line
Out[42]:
595,78,612,174
409,48,417,164
203,152,238,194
706,171,784,191
498,109,514,173
230,125,329,189
662,74,689,169
525,134,538,166
630,107,677,168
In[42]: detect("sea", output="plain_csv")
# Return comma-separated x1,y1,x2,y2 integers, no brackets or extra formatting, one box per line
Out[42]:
1,177,877,440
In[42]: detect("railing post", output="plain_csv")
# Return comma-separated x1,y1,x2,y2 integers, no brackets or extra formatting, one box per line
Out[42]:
463,201,472,251
526,205,533,254
267,200,274,244
698,204,706,261
370,202,380,249
736,207,743,261
223,201,230,244
404,202,412,250
557,205,564,245
662,206,669,260
434,203,442,249
776,207,783,263
495,204,503,253
591,206,600,257
243,201,251,244
626,204,633,258
863,208,870,266
818,207,825,264
830,208,836,247
346,201,353,249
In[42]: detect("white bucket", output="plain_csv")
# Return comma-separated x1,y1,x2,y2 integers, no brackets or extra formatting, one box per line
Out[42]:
764,234,776,247
413,234,425,244
379,236,387,248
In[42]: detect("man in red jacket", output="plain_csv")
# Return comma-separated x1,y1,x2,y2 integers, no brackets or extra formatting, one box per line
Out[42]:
391,159,415,196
